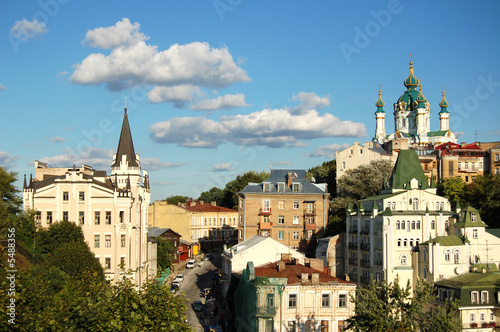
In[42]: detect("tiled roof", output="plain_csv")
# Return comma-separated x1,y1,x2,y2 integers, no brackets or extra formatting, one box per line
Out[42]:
238,169,327,194
185,201,237,213
254,261,350,285
421,235,469,246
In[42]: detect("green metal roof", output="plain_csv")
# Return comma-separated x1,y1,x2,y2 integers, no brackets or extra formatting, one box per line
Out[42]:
486,228,500,238
375,88,385,113
439,90,450,113
427,130,449,137
421,235,469,246
455,206,487,228
435,271,500,289
389,150,429,190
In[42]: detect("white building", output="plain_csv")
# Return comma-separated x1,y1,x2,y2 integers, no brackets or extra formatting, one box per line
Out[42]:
23,107,155,286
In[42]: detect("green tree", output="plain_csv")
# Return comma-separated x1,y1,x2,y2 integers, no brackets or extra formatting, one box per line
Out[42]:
0,167,22,219
49,241,104,280
337,160,393,201
198,186,224,206
306,159,337,196
36,220,86,254
437,176,466,209
346,278,461,332
221,170,269,209
156,238,175,271
164,195,189,205
463,174,500,227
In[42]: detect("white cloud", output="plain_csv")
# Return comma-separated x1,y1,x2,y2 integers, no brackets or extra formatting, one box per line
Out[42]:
84,18,149,49
57,71,69,77
40,148,114,169
141,158,184,170
292,92,330,115
10,19,47,40
152,181,176,186
0,84,6,91
47,136,66,143
190,93,250,111
308,143,350,158
147,85,202,107
210,163,234,172
0,151,19,168
455,131,465,139
70,18,250,96
150,107,366,148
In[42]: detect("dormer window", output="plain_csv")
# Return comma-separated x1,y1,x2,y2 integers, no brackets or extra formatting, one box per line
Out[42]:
292,183,300,192
471,213,477,222
263,183,271,192
278,183,285,192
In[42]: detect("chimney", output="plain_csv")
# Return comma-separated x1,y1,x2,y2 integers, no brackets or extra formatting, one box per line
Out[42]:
301,273,309,284
311,273,319,285
277,260,286,271
211,201,217,206
178,202,182,206
199,200,204,205
461,142,466,148
281,253,292,262
306,258,324,271
190,201,196,207
287,172,293,187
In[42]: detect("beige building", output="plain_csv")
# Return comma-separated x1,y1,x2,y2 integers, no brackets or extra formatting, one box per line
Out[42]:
316,234,345,278
237,169,330,255
148,198,238,252
23,108,155,286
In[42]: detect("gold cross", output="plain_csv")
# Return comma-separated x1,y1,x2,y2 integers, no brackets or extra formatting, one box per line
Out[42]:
409,52,413,61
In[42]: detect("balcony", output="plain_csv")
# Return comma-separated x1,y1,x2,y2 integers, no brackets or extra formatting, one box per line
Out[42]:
303,208,316,216
259,222,272,230
360,243,370,251
349,227,358,233
304,222,316,230
259,208,272,215
374,260,383,267
360,259,370,268
348,243,358,250
255,306,277,318
360,226,370,234
349,258,358,265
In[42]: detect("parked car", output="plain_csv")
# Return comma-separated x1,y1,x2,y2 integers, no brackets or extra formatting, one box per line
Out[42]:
191,300,204,312
202,254,212,261
186,260,196,269
170,284,179,293
171,281,180,288
174,274,184,283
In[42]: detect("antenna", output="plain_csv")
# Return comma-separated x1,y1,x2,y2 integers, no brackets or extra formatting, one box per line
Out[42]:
475,130,478,143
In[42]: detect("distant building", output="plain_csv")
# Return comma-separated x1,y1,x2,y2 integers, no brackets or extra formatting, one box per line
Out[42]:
316,234,345,278
23,107,155,286
148,199,238,253
148,227,182,262
221,235,305,296
233,256,356,332
236,169,330,255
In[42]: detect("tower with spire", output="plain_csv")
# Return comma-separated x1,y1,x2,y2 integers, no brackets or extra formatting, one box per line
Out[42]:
374,86,386,143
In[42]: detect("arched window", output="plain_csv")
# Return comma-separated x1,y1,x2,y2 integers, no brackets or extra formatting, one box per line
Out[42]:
422,248,427,261
401,221,405,230
400,254,408,265
436,202,440,210
440,202,445,210
423,266,428,279
396,220,400,230
444,249,451,262
431,220,435,230
403,238,408,247
453,249,461,264
416,238,420,246
397,238,401,247
413,198,419,210
409,239,414,247
411,221,416,230
416,220,421,229
407,221,411,230
392,202,396,210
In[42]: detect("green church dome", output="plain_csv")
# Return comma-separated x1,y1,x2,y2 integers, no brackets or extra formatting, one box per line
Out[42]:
439,89,449,113
404,61,420,89
375,87,385,113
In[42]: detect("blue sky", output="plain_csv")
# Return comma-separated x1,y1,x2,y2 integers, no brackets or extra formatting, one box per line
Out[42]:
1,0,500,202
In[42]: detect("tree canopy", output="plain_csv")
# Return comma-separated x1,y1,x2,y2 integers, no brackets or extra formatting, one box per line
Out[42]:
156,238,175,271
306,159,336,196
197,186,224,206
163,195,189,205
220,170,268,209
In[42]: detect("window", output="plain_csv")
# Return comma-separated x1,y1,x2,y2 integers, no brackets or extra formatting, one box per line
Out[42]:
411,220,416,229
94,235,100,248
423,266,427,279
46,211,53,224
79,211,84,225
263,183,271,192
401,220,405,230
321,294,330,307
288,294,297,308
292,232,299,240
471,291,478,304
441,202,444,210
79,191,85,201
396,220,400,229
292,183,300,192
278,215,284,224
435,202,440,210
204,217,208,226
262,200,271,212
339,294,347,308
121,234,126,247
63,211,69,221
63,191,69,201
278,231,284,240
416,220,421,229
480,313,485,322
105,211,111,224
481,291,489,304
444,249,451,262
105,257,111,270
392,202,396,210
105,235,111,248
422,248,427,261
400,254,407,265
94,211,100,225
491,313,495,321
397,238,401,247
119,211,124,223
293,201,299,209
278,183,285,192
306,230,313,240
496,154,499,162
413,198,419,210
453,249,460,264
473,229,478,239
342,161,346,170
266,293,274,307
278,201,285,209
431,220,435,230
403,238,407,247
471,213,477,222
293,216,299,224
306,202,315,213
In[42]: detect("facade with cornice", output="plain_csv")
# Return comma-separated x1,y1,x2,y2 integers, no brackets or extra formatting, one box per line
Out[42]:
23,108,155,286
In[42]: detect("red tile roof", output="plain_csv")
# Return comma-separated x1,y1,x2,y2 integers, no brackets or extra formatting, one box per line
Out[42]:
254,261,350,285
184,200,237,213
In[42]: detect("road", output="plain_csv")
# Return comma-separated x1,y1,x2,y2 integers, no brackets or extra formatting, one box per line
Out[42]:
176,254,222,332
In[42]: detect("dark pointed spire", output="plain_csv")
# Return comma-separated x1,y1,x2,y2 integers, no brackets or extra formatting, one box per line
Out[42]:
126,175,131,191
23,174,27,190
112,101,138,167
29,174,33,188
